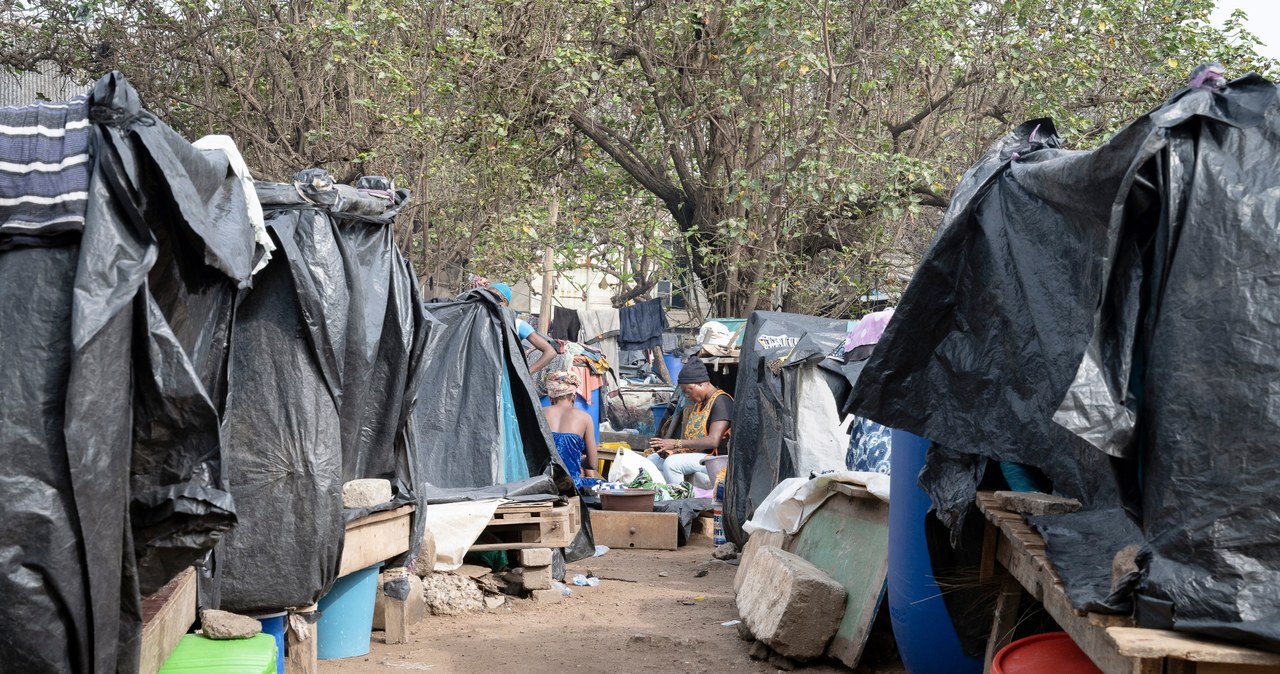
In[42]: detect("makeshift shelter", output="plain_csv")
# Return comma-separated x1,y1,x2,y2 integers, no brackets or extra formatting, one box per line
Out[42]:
411,289,570,490
851,73,1280,650
724,311,853,546
214,171,434,613
0,73,251,672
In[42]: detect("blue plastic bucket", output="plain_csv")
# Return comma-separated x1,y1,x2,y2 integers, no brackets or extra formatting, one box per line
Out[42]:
651,403,670,434
316,563,383,659
252,612,287,674
662,354,684,382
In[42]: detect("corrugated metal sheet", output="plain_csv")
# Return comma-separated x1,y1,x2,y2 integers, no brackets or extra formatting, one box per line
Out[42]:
0,62,86,106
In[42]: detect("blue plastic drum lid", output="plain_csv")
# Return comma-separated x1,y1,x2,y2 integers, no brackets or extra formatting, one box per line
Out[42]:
317,563,383,660
887,429,981,674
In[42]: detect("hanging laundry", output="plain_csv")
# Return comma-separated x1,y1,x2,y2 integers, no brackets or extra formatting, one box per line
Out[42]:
580,308,620,368
618,298,667,351
551,305,582,341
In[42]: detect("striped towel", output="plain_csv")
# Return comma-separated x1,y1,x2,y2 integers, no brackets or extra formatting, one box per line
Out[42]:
0,96,91,243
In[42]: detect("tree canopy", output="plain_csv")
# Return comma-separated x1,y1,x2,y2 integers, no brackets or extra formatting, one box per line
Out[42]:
2,0,1272,315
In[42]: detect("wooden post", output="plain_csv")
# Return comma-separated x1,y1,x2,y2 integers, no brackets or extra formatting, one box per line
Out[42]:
285,605,318,674
653,347,672,384
538,189,558,334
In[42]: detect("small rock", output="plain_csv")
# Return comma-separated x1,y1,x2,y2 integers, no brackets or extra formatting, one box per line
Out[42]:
747,640,771,661
736,623,755,641
484,595,507,609
342,479,393,509
993,490,1081,516
678,599,696,606
694,569,709,578
658,572,669,578
713,542,738,560
201,609,261,640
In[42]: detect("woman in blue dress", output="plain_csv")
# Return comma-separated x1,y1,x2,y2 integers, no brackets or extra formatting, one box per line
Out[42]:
542,370,599,482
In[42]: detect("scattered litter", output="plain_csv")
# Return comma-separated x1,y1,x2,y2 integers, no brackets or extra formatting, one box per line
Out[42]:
554,581,572,597
593,545,610,557
483,595,506,610
379,661,434,670
658,572,669,578
571,574,600,587
694,595,706,602
721,620,742,627
678,600,696,606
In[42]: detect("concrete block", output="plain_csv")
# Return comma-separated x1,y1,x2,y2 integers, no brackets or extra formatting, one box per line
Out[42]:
342,479,393,508
529,588,562,603
517,548,554,567
521,564,553,591
735,546,847,660
374,569,426,630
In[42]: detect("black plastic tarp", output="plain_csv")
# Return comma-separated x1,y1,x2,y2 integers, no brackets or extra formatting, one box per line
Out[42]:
850,73,1280,650
723,311,851,546
216,173,431,613
411,289,570,491
0,73,244,673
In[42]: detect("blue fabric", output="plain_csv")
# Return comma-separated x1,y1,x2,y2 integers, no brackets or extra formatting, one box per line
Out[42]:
516,319,534,341
847,418,892,474
552,432,585,480
499,371,529,482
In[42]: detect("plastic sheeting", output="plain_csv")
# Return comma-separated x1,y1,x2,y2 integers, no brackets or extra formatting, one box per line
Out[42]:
216,172,432,613
851,74,1280,650
0,73,246,673
411,290,570,490
723,311,851,546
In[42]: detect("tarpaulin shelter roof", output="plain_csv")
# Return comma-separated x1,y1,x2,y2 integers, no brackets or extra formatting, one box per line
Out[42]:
851,72,1280,650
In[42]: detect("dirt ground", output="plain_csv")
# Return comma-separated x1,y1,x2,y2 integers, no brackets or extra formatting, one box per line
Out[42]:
320,540,904,674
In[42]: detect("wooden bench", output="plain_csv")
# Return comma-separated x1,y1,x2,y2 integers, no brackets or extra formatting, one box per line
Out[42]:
976,491,1280,674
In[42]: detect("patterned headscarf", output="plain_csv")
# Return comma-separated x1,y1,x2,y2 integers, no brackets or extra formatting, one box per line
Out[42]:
546,370,580,399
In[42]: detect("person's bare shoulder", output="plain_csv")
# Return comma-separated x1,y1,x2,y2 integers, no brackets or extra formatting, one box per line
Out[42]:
572,408,594,434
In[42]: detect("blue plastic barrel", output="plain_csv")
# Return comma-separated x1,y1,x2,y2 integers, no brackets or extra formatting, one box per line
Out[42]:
253,612,287,674
888,430,981,674
316,563,383,659
651,403,670,435
662,354,684,382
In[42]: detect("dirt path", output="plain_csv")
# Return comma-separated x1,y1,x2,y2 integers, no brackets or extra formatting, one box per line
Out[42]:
319,541,900,673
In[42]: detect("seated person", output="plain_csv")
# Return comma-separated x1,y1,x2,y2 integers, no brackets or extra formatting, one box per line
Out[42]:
647,357,732,489
543,370,599,480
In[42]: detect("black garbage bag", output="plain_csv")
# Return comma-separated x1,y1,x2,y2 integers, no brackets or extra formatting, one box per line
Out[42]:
0,72,243,673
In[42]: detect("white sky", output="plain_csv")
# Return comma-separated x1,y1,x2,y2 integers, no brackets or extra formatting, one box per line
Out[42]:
1212,0,1280,59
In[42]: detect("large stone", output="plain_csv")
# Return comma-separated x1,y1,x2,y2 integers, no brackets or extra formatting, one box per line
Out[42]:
414,529,437,577
517,548,554,567
422,573,485,616
342,479,393,509
993,490,1081,516
734,530,786,595
201,609,261,640
521,564,553,591
734,546,847,660
713,542,739,560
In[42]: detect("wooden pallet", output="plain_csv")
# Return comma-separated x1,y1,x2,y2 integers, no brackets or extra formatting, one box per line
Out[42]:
469,497,581,551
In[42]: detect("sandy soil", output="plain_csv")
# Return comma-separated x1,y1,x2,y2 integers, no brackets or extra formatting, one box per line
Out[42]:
319,540,903,674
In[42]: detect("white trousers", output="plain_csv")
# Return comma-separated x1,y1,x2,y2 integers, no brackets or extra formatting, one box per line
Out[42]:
648,452,711,489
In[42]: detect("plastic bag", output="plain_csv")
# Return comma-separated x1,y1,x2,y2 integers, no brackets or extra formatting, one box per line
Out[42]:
606,447,666,484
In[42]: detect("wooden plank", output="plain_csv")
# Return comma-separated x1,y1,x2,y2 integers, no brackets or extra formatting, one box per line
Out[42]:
783,486,890,670
340,506,414,576
492,501,559,515
1193,664,1280,674
139,567,197,674
1107,628,1280,668
589,510,678,550
285,605,318,674
383,593,409,645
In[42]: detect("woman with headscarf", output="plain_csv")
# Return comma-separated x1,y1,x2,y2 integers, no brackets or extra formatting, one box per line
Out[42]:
543,370,599,481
